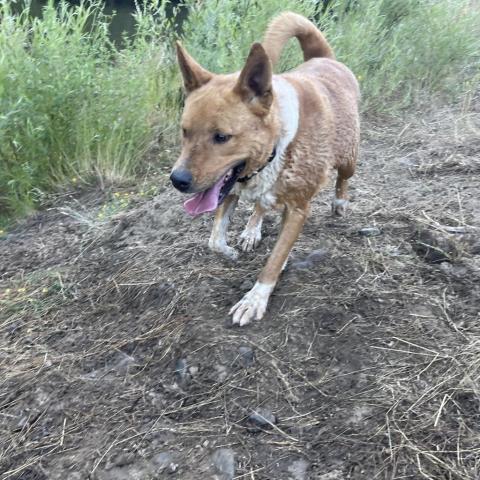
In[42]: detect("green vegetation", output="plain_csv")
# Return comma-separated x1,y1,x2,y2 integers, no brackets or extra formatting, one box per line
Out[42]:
0,0,175,220
323,0,480,112
0,0,479,223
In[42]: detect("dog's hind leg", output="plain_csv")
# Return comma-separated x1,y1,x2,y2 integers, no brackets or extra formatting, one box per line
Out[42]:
209,194,239,259
230,204,308,325
332,158,356,217
239,202,265,252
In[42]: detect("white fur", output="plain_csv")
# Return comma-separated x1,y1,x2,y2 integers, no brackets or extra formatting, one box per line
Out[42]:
229,281,274,326
233,76,299,209
208,197,239,259
332,197,348,217
239,215,263,252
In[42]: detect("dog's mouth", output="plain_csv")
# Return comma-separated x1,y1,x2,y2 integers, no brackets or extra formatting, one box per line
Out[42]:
184,161,246,217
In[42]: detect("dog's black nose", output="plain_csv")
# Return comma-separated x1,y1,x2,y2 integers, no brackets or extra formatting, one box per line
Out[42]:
170,169,193,192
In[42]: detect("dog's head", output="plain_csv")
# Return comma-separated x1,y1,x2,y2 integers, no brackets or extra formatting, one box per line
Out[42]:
170,42,280,216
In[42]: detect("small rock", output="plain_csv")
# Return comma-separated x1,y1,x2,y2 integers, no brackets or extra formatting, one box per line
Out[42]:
237,346,255,367
105,452,135,470
358,227,382,237
438,262,464,277
152,452,177,474
174,358,189,383
152,452,172,468
291,260,311,270
306,248,329,262
292,248,329,270
211,448,235,479
248,408,277,430
110,352,136,375
412,229,458,264
214,365,228,382
317,469,345,480
288,458,310,480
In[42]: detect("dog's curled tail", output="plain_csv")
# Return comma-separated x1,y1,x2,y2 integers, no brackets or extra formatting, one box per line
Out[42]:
263,11,334,66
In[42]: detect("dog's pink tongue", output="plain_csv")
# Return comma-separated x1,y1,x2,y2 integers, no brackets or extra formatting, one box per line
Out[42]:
184,175,225,216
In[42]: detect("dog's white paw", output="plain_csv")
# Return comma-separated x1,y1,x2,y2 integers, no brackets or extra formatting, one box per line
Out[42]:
332,198,348,217
239,224,262,252
229,282,274,326
208,238,239,260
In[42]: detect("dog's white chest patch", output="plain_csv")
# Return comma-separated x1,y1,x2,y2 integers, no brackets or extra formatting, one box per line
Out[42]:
233,77,299,208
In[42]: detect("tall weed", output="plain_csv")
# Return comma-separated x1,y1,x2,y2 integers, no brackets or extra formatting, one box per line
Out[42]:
321,0,480,111
179,0,317,73
0,0,478,222
179,0,479,112
0,0,171,219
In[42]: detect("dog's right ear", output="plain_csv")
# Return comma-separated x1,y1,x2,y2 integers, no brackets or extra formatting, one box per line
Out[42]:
234,43,273,115
176,41,213,94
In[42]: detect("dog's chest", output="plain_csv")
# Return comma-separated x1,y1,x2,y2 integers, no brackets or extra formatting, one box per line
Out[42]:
233,158,282,208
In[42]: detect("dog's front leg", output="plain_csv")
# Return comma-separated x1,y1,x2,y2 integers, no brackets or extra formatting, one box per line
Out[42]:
230,204,308,326
239,202,265,252
208,194,239,260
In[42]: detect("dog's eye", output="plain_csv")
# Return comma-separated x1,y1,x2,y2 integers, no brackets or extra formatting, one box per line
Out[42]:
182,128,188,137
213,133,232,144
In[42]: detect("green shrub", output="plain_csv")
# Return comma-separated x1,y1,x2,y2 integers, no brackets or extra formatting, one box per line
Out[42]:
321,0,480,112
179,0,480,113
179,0,317,74
0,0,478,223
0,0,173,220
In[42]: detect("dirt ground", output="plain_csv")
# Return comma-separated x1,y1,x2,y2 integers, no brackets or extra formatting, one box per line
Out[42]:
1,102,480,480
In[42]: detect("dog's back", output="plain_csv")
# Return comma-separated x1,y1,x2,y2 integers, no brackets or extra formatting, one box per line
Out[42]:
263,12,360,195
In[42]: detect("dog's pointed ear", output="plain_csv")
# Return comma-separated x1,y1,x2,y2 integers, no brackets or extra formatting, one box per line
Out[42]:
234,43,273,114
176,41,213,94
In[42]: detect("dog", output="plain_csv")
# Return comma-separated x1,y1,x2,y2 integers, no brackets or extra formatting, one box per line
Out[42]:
170,12,360,326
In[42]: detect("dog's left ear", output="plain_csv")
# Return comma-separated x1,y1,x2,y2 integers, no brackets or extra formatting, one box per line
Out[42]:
176,41,213,94
234,43,273,115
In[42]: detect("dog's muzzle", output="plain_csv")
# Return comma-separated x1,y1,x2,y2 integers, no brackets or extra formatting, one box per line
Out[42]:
170,169,193,193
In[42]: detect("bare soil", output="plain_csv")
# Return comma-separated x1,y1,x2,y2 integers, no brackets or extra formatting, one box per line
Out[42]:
1,104,480,479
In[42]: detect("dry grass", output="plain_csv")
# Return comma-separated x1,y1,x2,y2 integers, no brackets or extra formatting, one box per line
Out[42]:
1,100,480,479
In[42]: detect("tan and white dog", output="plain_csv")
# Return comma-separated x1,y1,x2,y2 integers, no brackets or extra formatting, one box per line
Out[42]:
170,12,360,326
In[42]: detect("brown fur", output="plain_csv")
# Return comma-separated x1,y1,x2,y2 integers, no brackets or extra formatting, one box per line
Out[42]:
263,11,335,64
174,43,281,189
172,12,360,325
